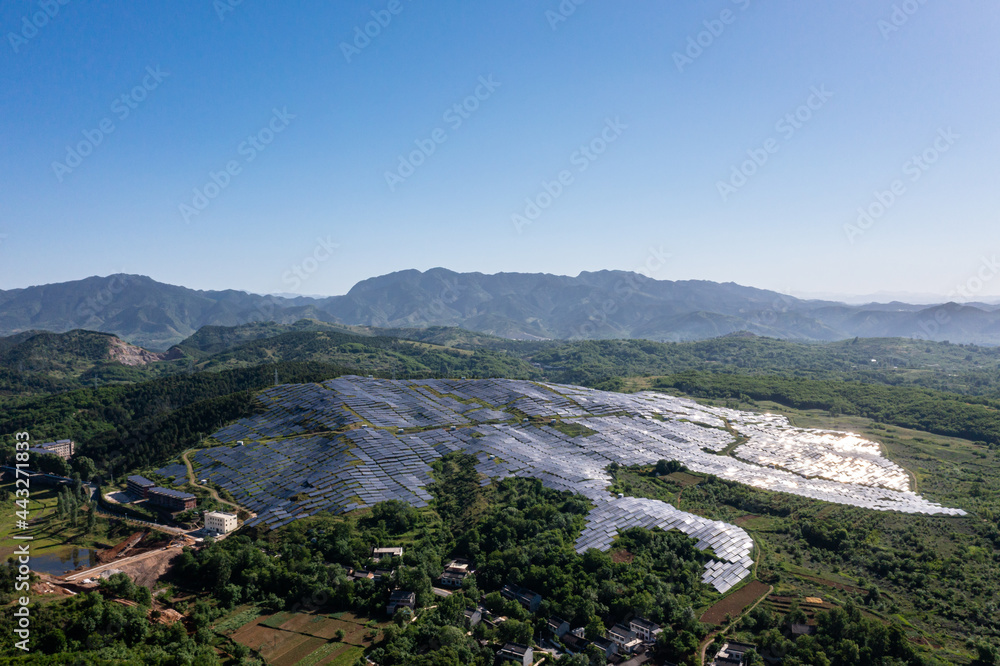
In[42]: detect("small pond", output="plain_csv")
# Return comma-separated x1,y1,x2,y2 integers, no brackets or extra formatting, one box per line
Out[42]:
29,546,100,576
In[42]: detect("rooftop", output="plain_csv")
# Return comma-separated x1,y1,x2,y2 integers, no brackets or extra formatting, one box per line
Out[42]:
388,590,415,601
149,486,196,500
630,617,660,631
498,642,531,657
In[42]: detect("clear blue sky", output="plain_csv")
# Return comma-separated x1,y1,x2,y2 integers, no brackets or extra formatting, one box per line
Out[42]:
2,0,999,300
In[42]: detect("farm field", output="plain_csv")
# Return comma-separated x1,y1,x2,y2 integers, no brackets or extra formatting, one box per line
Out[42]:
700,580,771,625
218,606,379,666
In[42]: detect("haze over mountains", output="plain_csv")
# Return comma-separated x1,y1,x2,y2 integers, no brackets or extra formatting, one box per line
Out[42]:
1,270,999,350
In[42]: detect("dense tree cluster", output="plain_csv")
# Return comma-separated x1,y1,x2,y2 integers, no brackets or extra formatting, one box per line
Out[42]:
746,602,940,666
0,362,355,475
35,454,712,665
0,566,217,664
617,464,1000,662
657,372,1000,446
526,336,1000,396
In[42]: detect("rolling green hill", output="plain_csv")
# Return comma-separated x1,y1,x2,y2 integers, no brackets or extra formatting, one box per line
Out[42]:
192,329,537,380
3,324,1000,664
0,329,188,397
7,323,1000,403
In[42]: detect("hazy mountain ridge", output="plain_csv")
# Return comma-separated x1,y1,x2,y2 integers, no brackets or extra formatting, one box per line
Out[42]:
1,270,998,349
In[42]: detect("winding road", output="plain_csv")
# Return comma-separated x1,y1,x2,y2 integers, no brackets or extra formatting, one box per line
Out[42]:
180,448,254,518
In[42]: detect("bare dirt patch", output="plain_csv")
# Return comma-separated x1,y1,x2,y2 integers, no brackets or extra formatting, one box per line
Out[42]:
611,549,635,564
116,547,184,588
275,612,319,633
700,580,770,625
232,622,289,654
254,611,379,646
98,530,146,563
269,634,326,665
296,617,359,641
108,337,183,365
31,577,76,598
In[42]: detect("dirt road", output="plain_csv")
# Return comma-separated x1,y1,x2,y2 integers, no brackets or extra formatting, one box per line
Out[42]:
698,584,772,665
181,449,254,517
63,545,182,583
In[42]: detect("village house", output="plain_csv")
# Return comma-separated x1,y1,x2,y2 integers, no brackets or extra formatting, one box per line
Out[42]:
496,642,533,666
712,641,758,666
438,558,471,587
629,616,663,643
500,583,542,613
546,616,570,638
609,623,643,654
386,590,415,616
372,546,403,562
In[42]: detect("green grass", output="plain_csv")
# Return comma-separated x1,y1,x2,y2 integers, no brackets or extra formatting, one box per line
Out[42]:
612,394,1000,663
259,611,292,628
292,641,343,666
211,604,264,635
0,483,116,558
322,645,365,666
549,420,598,438
666,471,702,487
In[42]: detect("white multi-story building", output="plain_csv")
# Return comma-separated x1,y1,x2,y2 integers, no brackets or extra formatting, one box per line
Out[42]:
29,439,74,461
609,624,642,654
629,617,663,642
204,511,238,534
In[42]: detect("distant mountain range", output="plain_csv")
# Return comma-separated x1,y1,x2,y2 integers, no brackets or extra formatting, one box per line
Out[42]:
1,270,999,349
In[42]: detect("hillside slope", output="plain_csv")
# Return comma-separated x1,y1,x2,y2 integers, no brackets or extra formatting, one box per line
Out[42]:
4,271,1000,347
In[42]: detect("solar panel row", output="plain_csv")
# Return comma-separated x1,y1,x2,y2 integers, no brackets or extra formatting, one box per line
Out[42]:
191,376,965,593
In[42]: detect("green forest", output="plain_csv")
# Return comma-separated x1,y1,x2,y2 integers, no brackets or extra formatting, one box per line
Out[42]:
1,323,1000,664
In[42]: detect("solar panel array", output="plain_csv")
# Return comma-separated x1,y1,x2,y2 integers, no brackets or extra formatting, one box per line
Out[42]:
152,463,190,487
731,421,910,491
192,376,966,593
578,497,753,593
